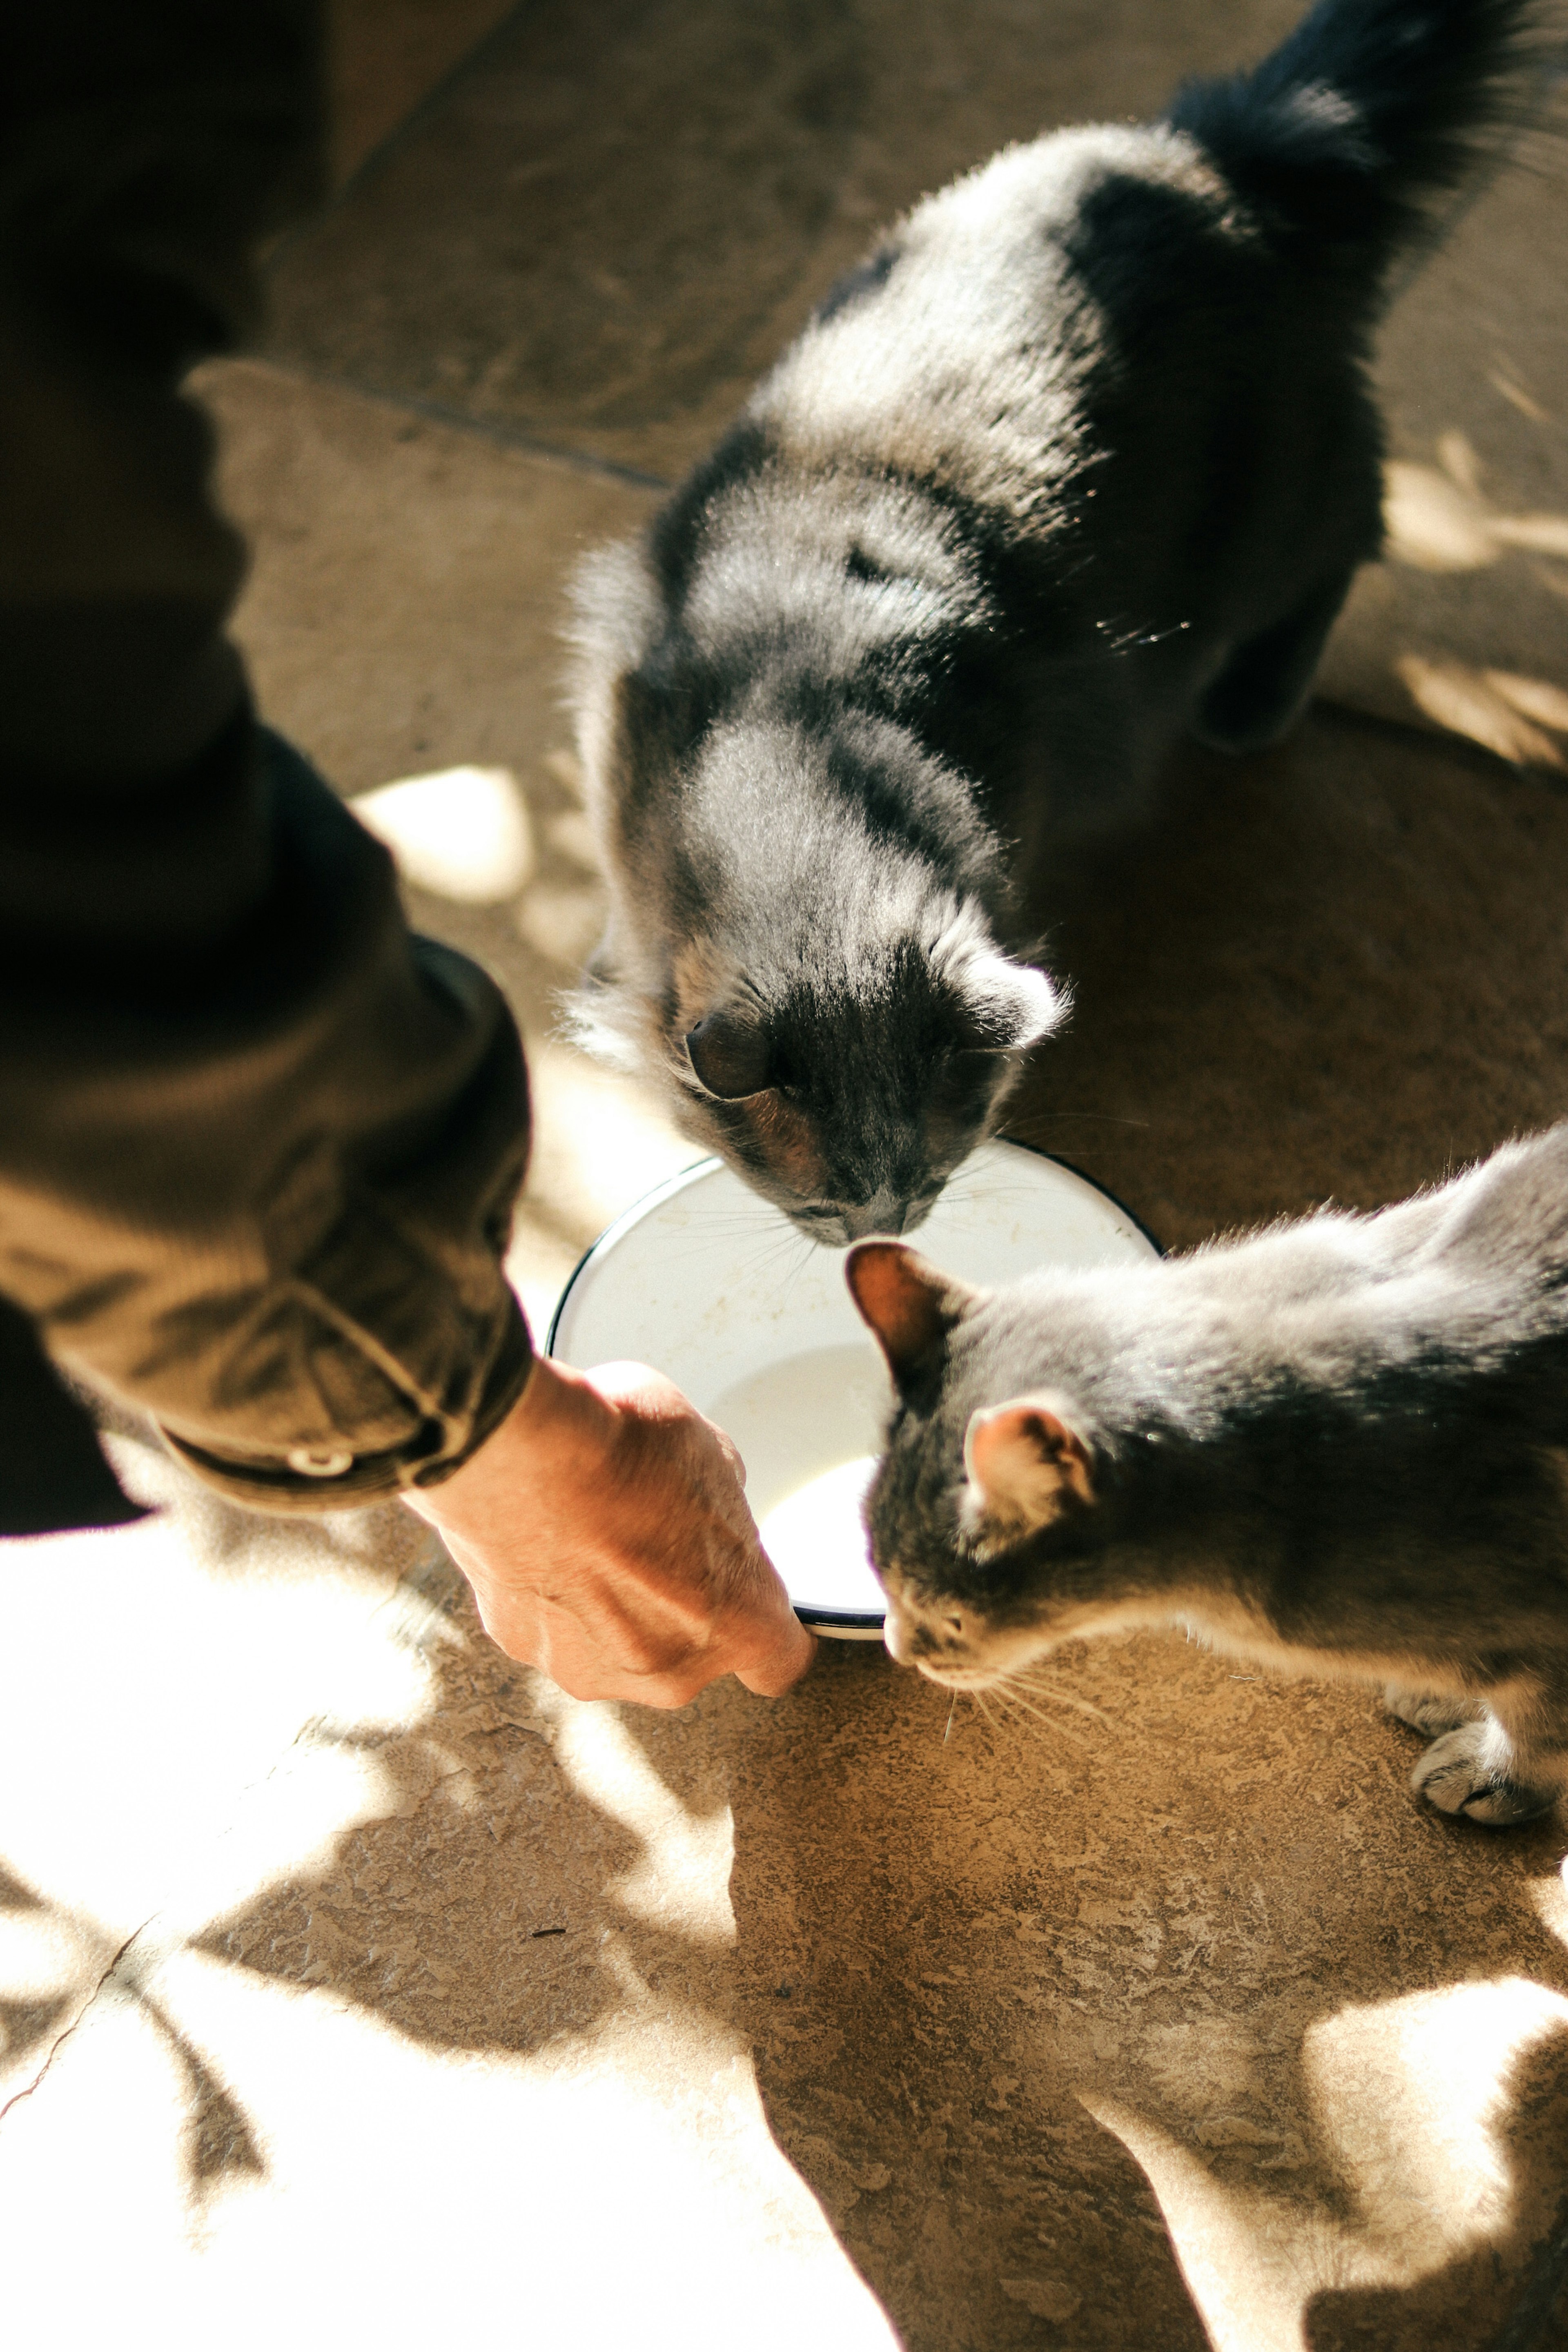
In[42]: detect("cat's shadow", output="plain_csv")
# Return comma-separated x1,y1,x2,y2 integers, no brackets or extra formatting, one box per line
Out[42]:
630,1633,1568,2352
1302,2023,1568,2350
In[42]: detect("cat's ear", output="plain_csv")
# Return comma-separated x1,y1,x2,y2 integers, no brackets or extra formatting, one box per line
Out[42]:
686,1009,771,1099
958,953,1065,1051
846,1241,975,1388
963,1396,1094,1535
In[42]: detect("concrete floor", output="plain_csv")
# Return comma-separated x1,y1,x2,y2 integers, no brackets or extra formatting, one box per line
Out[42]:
3,6,1568,2349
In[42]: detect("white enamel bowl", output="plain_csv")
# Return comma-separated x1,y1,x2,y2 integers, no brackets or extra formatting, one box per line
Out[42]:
548,1140,1158,1637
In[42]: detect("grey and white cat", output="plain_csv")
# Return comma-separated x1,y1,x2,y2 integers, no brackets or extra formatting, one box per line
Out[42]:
567,0,1549,1243
847,1126,1568,1825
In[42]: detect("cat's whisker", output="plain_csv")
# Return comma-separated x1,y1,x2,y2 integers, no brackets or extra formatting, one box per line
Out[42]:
1003,1673,1111,1726
994,1680,1092,1746
734,1227,817,1283
772,1230,821,1307
943,1690,957,1744
617,1213,792,1267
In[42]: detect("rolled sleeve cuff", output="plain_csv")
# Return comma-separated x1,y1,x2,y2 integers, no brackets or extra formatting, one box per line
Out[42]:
156,1290,534,1512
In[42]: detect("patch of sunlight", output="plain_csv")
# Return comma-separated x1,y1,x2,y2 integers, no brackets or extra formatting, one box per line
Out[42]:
1395,655,1568,771
167,1738,432,1943
1489,368,1551,425
1385,461,1497,570
1436,429,1483,499
545,1690,736,1944
0,1950,900,2351
520,1031,694,1244
348,764,535,901
1080,2094,1309,2352
1494,515,1568,559
1526,1861,1568,1946
0,1505,438,1931
0,1902,97,2015
1086,1978,1568,2352
1304,1978,1568,2263
1483,672,1568,732
1382,434,1568,575
515,876,607,968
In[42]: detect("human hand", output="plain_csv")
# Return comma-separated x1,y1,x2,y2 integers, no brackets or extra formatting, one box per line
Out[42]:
402,1355,817,1707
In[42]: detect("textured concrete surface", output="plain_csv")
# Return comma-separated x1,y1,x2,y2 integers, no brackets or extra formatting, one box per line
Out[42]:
271,0,1566,762
5,6,1568,2349
327,0,518,184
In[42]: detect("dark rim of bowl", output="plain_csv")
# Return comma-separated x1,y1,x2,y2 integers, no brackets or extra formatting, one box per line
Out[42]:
544,1136,1161,1358
544,1138,1163,1630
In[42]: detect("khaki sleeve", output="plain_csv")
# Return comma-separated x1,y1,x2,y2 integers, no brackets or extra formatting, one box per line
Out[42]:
0,4,535,1515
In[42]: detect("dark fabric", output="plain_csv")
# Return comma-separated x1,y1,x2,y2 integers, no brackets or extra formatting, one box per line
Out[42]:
0,4,535,1526
0,1296,149,1537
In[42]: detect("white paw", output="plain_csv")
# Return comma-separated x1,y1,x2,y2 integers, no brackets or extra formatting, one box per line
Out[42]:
1412,1723,1557,1826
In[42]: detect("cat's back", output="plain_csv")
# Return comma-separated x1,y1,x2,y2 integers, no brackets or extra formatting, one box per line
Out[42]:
971,1128,1568,1428
753,122,1255,527
1378,1125,1568,1316
1169,1131,1568,1393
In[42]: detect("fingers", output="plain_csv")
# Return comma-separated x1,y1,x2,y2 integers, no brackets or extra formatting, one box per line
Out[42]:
558,1617,817,1708
421,1360,820,1708
724,1537,820,1697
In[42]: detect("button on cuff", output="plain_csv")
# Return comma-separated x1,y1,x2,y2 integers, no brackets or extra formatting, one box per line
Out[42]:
285,1443,355,1477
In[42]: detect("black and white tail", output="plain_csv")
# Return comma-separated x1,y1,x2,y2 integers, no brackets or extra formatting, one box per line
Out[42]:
1167,0,1562,285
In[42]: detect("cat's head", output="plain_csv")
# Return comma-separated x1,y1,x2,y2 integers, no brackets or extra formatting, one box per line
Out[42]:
655,901,1060,1244
847,1239,1138,1684
567,575,1065,1241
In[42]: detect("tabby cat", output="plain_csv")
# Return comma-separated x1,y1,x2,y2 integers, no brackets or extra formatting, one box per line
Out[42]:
568,0,1549,1242
849,1126,1568,1825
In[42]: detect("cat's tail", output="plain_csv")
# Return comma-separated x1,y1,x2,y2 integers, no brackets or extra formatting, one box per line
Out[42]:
1166,0,1563,292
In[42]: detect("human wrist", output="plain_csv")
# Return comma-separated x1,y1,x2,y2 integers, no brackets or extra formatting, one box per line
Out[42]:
400,1354,608,1529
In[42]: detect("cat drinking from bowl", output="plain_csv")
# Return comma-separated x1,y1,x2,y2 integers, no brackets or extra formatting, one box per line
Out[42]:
847,1124,1568,1827
567,0,1551,1243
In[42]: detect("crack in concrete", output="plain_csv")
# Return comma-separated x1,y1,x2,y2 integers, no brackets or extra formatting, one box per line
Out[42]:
0,1918,155,2129
242,355,673,492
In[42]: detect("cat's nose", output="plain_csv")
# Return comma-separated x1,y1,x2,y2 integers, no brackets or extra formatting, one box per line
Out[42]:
839,1195,912,1241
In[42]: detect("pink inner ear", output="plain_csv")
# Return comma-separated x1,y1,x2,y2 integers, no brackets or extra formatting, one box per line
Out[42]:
845,1241,957,1382
968,1405,1051,1491
966,1400,1093,1517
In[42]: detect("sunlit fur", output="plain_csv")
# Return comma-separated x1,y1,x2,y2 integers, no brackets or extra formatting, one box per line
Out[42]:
861,1125,1568,1826
567,0,1548,1241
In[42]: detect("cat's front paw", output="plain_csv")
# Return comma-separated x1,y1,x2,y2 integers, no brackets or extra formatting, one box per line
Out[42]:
1384,1683,1477,1736
1412,1724,1557,1826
